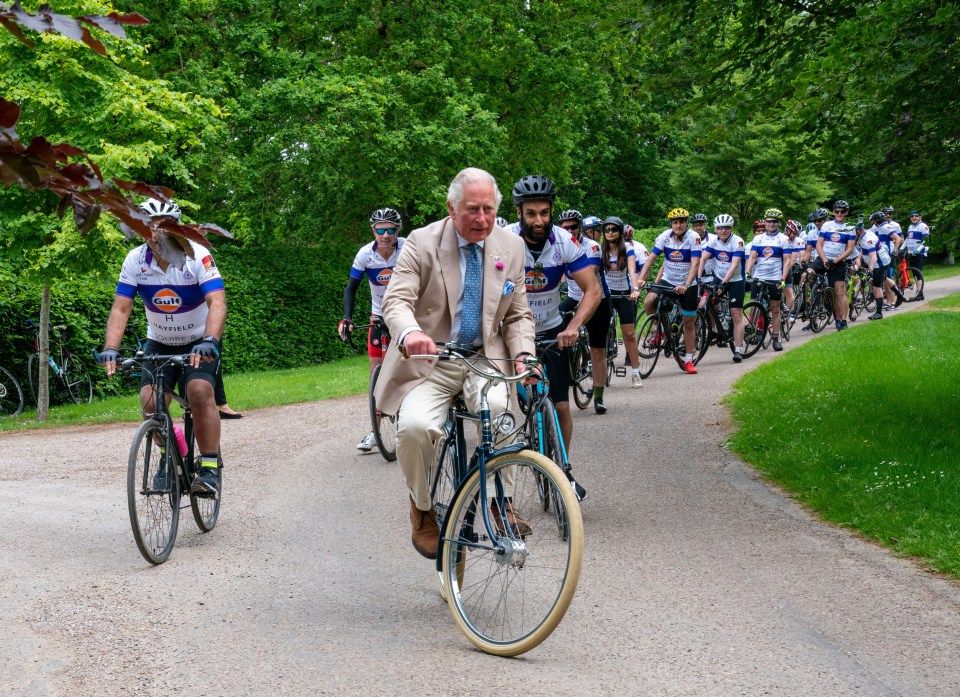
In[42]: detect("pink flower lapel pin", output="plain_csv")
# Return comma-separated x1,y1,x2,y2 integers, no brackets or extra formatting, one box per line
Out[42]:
492,254,504,270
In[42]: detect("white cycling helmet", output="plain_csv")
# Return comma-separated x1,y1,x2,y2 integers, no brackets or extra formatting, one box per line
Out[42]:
139,198,181,221
713,213,735,228
495,216,509,228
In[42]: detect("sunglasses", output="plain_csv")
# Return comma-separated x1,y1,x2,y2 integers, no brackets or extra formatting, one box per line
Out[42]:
833,209,847,214
374,227,398,235
603,227,621,234
561,223,581,231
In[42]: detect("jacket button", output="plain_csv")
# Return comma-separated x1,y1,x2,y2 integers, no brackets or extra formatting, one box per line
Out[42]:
426,308,432,314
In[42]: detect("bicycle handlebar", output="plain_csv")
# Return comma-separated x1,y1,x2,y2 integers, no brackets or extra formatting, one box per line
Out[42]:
407,344,542,384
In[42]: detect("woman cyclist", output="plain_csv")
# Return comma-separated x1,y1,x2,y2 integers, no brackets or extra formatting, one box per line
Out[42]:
698,214,747,362
600,216,642,388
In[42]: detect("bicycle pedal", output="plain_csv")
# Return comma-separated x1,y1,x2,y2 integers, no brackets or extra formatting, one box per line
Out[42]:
615,367,627,377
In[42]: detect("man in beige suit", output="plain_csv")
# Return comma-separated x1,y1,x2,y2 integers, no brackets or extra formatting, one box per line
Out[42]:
375,167,536,559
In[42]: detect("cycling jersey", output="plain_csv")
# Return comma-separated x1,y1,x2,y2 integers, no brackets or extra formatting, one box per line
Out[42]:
603,247,636,292
750,232,790,281
508,223,590,332
699,233,717,277
804,227,821,261
651,229,701,286
349,238,406,316
886,219,903,237
631,241,650,267
875,222,898,256
905,222,930,254
786,236,805,262
818,220,855,261
567,236,610,301
859,229,890,267
705,234,745,281
116,242,224,346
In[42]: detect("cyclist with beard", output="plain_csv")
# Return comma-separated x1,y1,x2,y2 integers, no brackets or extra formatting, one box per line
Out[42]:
558,209,614,413
637,207,702,374
507,176,600,498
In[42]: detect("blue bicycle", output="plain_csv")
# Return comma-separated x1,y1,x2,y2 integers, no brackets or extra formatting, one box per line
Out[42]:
424,345,583,656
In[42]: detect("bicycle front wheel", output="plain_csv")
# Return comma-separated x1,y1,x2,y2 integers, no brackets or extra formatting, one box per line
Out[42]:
190,449,222,533
672,308,708,369
62,356,93,404
570,341,593,409
741,302,767,358
128,419,180,565
441,451,583,657
636,315,661,379
0,366,24,417
811,289,833,333
369,364,397,461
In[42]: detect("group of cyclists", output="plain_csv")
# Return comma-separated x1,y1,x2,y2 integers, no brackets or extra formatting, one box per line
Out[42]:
341,182,934,471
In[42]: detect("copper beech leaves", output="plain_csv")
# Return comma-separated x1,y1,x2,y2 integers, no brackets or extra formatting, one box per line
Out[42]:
0,97,232,253
0,1,148,56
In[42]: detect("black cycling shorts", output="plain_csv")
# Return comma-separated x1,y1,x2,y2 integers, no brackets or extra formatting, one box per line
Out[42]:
871,264,888,288
140,338,220,393
724,280,746,309
609,292,638,326
561,296,611,350
536,323,570,405
660,281,699,314
752,280,783,302
812,258,849,285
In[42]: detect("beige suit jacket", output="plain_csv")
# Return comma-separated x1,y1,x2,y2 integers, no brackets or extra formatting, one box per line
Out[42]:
374,217,535,415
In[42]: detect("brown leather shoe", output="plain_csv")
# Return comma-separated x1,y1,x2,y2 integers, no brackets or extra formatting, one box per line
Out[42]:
410,497,440,559
491,500,532,538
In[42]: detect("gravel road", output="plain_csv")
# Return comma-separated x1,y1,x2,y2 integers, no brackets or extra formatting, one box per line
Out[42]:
2,277,959,696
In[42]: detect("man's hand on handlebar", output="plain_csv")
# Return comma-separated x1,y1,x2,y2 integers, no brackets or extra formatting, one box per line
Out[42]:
97,348,120,377
556,324,580,349
337,319,354,342
400,330,438,358
516,355,542,386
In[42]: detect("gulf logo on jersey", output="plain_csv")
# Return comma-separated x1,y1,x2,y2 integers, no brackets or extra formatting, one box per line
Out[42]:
668,250,686,262
525,269,548,292
717,251,731,262
762,246,775,257
830,232,842,242
375,268,393,285
152,288,183,311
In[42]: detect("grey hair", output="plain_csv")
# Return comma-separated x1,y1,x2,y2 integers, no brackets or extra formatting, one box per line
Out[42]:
447,168,502,210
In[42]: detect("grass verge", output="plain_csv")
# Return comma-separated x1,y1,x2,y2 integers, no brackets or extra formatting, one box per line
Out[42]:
928,292,960,309
727,308,960,578
0,355,370,432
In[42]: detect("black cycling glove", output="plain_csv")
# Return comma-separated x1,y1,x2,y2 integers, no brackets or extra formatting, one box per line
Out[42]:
192,337,220,359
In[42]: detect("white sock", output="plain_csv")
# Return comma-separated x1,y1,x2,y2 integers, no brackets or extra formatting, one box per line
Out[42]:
632,368,640,376
735,346,743,353
684,353,693,362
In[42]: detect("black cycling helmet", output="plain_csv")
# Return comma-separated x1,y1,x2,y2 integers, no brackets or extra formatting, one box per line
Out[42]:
882,206,894,215
869,211,886,225
833,199,850,211
691,212,708,223
807,213,815,223
813,207,830,221
512,175,557,206
370,207,402,227
559,209,583,223
602,216,624,233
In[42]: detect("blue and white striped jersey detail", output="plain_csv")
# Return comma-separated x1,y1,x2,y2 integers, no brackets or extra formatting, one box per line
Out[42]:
804,227,821,261
567,237,610,302
749,232,790,281
116,242,224,346
864,228,891,266
652,229,702,285
348,238,406,316
819,220,855,261
603,247,636,292
874,222,898,255
508,223,590,331
699,233,718,277
705,234,745,281
906,222,930,253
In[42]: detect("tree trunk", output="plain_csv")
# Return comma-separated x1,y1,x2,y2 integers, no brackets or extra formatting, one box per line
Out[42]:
944,250,955,265
36,286,51,422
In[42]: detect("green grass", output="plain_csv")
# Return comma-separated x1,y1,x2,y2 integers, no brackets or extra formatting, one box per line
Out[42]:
727,309,960,578
929,292,960,309
0,355,370,432
921,263,960,283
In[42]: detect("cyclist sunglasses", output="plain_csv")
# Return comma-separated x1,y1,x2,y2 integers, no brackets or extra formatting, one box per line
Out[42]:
603,226,621,234
561,223,580,231
374,227,399,235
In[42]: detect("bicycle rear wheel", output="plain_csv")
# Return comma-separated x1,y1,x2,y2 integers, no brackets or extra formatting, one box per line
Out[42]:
27,353,49,406
636,315,661,379
810,290,833,333
369,364,397,461
570,340,593,409
0,366,24,417
537,399,569,541
128,419,180,565
441,451,583,657
605,319,617,386
671,308,708,369
741,302,767,358
62,356,93,404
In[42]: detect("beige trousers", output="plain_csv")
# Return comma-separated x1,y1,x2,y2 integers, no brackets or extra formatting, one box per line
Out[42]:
396,359,512,511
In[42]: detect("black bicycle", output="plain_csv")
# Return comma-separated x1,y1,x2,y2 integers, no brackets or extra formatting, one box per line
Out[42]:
0,365,24,417
636,283,708,377
742,279,790,357
564,314,594,409
698,280,738,360
342,317,396,462
121,353,221,565
26,320,93,406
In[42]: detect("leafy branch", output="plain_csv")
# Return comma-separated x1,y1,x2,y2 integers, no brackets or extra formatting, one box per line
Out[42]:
0,1,147,56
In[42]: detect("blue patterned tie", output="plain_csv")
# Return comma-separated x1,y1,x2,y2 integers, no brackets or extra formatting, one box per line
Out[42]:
457,243,482,347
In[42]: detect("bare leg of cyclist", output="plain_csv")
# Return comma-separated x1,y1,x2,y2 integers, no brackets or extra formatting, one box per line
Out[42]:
555,400,573,450
834,281,849,326
186,379,221,455
622,324,639,368
682,315,696,357
731,308,745,353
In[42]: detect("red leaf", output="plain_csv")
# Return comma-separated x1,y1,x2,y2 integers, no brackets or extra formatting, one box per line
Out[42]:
42,4,85,43
112,178,175,200
198,222,234,239
79,25,106,56
9,1,50,35
74,199,101,235
77,12,148,39
107,12,149,27
56,193,72,219
0,14,35,48
0,97,20,129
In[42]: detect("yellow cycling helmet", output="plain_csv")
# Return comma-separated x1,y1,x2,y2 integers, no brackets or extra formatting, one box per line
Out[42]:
764,207,784,221
667,207,689,220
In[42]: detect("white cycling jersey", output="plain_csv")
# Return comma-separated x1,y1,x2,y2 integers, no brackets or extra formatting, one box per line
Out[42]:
567,236,610,301
507,223,590,332
116,242,224,346
905,222,930,254
859,229,890,267
349,238,406,316
603,246,636,292
630,240,649,267
804,227,821,261
651,229,701,286
704,234,745,281
819,220,855,261
750,232,790,281
699,233,717,277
